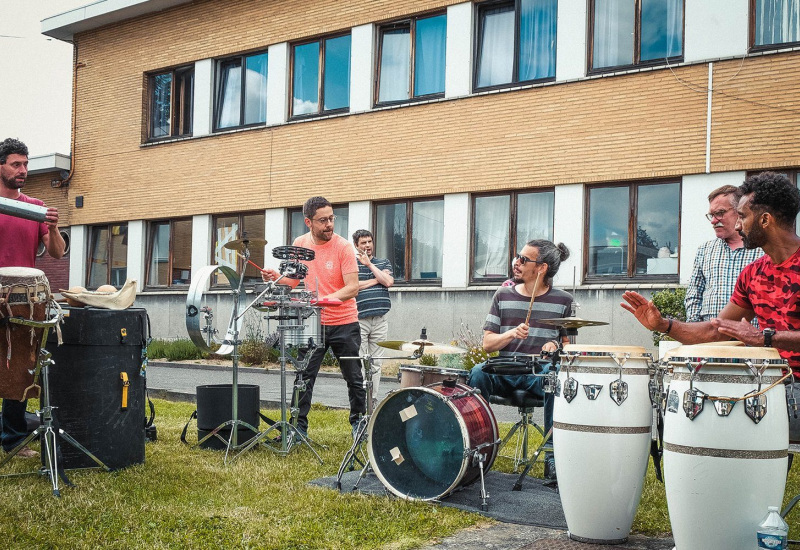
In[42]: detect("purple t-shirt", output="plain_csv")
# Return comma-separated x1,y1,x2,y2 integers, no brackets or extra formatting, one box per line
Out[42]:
0,193,47,269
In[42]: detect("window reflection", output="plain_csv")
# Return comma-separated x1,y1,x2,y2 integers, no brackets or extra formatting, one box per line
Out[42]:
754,0,800,47
213,213,265,285
292,35,351,116
293,42,320,116
88,224,128,289
215,52,267,130
324,35,351,111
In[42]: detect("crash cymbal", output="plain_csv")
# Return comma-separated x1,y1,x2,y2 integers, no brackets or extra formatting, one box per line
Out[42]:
537,316,609,329
223,237,268,252
377,340,466,355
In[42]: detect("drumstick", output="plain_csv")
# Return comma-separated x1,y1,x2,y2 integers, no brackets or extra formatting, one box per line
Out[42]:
236,251,264,272
524,271,542,326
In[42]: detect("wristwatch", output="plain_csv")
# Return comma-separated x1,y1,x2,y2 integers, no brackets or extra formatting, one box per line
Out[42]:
763,328,776,347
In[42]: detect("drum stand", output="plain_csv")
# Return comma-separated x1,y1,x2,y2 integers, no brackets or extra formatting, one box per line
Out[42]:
0,317,110,497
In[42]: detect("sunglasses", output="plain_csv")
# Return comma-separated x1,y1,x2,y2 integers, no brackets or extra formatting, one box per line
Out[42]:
514,254,546,266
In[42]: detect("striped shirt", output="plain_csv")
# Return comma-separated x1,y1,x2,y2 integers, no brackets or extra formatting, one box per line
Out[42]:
356,257,393,319
685,239,763,322
484,285,573,357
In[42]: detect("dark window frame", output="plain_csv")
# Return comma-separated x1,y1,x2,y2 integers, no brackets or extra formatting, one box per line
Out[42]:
583,179,682,283
145,218,192,289
473,0,558,92
289,32,352,119
749,0,800,52
146,64,194,142
213,50,269,132
287,204,350,242
210,211,266,288
588,0,685,75
469,188,556,285
375,11,447,106
86,223,128,289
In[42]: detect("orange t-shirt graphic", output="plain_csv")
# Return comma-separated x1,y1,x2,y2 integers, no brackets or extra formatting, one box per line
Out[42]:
293,232,359,326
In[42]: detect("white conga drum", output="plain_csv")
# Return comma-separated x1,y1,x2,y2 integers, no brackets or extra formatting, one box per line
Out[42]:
554,344,653,544
663,344,789,550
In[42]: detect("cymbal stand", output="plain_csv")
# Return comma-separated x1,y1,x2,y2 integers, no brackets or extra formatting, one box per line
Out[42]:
0,317,110,497
335,354,379,491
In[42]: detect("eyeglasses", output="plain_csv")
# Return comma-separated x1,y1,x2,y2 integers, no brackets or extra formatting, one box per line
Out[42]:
312,215,336,225
705,209,731,221
514,254,546,266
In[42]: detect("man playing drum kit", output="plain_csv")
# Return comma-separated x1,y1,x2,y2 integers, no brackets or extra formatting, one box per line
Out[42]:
622,171,800,439
467,239,573,481
261,196,366,439
0,138,66,459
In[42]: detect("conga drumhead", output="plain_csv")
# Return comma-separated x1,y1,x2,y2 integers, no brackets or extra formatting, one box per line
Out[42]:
563,344,648,357
665,344,784,363
0,266,46,279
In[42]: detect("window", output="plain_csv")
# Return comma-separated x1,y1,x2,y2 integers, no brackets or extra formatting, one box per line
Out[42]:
375,199,444,283
215,51,268,130
146,219,192,287
752,0,800,49
292,34,351,117
148,65,194,140
376,13,447,104
288,205,349,242
212,212,266,286
590,0,683,71
586,181,680,280
472,190,555,283
87,224,128,289
475,0,557,90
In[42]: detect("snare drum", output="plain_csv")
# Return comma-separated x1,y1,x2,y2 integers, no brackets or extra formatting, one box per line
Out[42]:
265,299,323,349
663,345,788,550
554,344,653,544
368,382,498,501
0,267,51,401
398,365,468,388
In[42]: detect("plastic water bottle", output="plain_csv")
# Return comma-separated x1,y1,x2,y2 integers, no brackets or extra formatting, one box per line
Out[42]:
757,506,788,549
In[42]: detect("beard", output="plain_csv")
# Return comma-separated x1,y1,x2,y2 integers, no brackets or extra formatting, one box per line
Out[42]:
740,226,764,249
311,226,333,243
1,174,25,190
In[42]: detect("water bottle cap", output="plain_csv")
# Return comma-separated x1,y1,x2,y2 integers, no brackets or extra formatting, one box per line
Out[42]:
768,506,779,512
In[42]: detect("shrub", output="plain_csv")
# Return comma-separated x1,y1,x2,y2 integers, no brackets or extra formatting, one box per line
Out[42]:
418,353,438,366
650,287,687,346
453,321,496,370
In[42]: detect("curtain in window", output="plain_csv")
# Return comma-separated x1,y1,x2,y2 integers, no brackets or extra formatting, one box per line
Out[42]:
172,219,192,284
477,6,515,87
411,200,444,280
593,0,635,69
294,43,320,115
88,227,109,289
151,73,171,138
244,53,268,124
148,223,170,286
415,15,447,96
217,61,241,128
324,35,351,111
755,0,800,46
473,195,511,280
379,28,411,102
519,0,557,81
640,0,683,61
376,203,407,280
517,191,555,243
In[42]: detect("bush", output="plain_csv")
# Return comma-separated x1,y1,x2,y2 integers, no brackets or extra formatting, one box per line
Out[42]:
418,353,438,366
453,321,496,370
650,287,687,346
147,338,208,362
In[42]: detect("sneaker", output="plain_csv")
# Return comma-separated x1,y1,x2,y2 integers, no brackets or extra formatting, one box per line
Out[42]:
15,446,39,459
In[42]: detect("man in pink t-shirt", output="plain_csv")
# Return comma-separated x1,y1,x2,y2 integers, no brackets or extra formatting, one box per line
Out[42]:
0,138,66,459
262,196,364,436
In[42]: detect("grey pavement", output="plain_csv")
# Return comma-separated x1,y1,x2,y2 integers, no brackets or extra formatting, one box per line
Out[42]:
147,362,673,550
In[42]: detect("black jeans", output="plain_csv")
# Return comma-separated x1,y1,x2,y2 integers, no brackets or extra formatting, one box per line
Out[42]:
1,398,28,452
295,322,364,432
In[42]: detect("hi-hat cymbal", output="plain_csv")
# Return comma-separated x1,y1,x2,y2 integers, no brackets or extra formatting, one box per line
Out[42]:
377,340,466,355
223,237,268,252
537,316,609,329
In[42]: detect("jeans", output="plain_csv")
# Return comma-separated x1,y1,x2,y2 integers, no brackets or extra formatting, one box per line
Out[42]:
295,322,365,432
1,398,28,452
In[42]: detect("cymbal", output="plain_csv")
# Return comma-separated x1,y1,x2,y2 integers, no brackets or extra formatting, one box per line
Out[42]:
377,340,466,355
223,237,268,252
537,316,609,329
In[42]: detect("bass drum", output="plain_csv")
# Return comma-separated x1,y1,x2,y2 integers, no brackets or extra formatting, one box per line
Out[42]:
368,382,498,501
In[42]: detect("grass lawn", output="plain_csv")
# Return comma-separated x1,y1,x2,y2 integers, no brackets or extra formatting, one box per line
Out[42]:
0,398,798,549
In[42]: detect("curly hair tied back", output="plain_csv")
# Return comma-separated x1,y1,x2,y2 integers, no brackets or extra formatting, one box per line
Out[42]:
739,171,800,228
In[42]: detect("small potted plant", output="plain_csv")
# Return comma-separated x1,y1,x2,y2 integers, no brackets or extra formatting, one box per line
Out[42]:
650,288,686,358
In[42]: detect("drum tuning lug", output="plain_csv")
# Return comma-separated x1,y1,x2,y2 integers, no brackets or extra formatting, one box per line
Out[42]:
682,388,705,420
563,376,578,403
583,384,603,401
744,391,767,424
712,399,736,416
609,379,628,406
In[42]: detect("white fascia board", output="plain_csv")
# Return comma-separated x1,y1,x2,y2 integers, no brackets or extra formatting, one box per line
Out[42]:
27,153,71,175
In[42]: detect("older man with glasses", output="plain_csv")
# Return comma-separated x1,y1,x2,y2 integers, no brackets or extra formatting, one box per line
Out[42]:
684,185,763,324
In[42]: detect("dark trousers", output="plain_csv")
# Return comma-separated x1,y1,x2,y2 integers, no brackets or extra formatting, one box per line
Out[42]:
295,322,364,432
1,398,28,452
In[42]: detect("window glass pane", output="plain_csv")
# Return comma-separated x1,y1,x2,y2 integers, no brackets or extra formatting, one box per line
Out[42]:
641,0,683,61
593,0,635,69
473,195,511,281
376,203,407,280
519,0,558,81
517,191,555,242
176,68,194,135
755,0,800,46
88,227,109,289
293,42,320,116
290,210,306,242
477,5,515,87
414,15,447,97
378,28,411,102
332,206,349,239
110,224,128,287
148,222,170,286
588,187,629,276
324,35,351,111
411,200,444,280
636,183,679,275
244,53,268,125
172,219,193,285
217,59,242,128
151,73,172,138
214,215,239,285
241,213,266,283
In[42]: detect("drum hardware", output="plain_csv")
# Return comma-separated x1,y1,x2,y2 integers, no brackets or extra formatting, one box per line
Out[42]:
562,364,578,403
200,306,216,347
583,384,603,400
469,439,500,511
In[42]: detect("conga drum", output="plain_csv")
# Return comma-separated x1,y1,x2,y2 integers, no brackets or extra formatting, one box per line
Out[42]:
663,345,788,550
0,267,51,401
554,344,653,544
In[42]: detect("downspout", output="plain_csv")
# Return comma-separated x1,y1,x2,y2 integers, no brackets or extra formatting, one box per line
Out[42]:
61,39,85,187
705,62,713,174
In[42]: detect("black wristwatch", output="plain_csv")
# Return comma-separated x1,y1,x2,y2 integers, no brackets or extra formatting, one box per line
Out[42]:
763,328,776,347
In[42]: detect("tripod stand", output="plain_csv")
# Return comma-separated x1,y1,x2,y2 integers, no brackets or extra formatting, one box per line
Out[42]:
0,317,110,497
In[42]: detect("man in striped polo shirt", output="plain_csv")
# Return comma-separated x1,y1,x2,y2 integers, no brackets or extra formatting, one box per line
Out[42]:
352,229,394,403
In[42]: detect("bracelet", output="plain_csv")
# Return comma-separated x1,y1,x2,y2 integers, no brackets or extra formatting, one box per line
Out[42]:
665,318,673,334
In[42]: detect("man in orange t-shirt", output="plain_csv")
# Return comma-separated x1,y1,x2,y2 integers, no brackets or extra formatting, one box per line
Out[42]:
261,196,364,436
